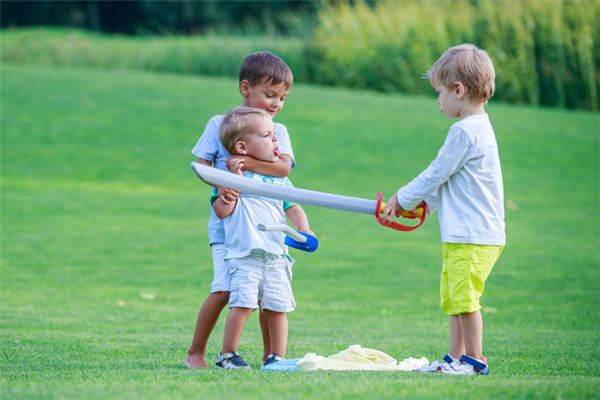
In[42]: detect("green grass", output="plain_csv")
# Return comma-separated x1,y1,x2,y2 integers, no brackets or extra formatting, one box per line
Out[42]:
1,64,599,399
0,27,311,82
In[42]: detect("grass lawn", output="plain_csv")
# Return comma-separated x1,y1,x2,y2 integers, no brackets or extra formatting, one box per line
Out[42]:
1,64,599,399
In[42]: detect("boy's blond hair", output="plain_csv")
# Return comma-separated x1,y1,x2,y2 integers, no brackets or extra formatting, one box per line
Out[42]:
220,107,271,154
239,51,294,89
427,44,495,103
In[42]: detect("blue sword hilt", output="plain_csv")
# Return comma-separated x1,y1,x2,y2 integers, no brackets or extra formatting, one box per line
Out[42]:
257,223,319,253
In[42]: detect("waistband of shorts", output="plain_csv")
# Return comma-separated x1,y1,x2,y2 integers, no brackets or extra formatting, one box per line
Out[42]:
248,249,285,261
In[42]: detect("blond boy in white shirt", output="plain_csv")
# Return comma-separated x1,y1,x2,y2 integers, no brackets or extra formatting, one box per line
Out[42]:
213,107,304,369
383,44,505,376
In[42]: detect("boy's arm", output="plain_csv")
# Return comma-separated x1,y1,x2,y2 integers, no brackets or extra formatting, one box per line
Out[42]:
397,128,471,210
226,154,293,177
198,157,240,203
213,158,246,218
285,204,313,235
213,195,237,219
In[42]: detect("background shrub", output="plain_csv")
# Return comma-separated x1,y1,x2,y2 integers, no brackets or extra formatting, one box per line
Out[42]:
311,0,599,111
1,0,597,111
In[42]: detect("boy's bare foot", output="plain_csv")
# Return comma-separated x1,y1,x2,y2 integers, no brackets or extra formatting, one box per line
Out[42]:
185,353,209,369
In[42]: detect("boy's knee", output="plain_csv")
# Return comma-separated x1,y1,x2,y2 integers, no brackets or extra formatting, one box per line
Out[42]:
261,309,278,315
231,306,255,315
211,291,230,304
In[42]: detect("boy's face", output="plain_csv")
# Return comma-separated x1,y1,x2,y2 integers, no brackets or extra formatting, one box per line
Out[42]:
240,78,290,118
434,83,463,118
235,116,280,162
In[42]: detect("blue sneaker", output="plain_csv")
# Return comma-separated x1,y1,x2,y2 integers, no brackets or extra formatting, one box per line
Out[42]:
215,352,251,370
261,353,283,369
460,355,489,375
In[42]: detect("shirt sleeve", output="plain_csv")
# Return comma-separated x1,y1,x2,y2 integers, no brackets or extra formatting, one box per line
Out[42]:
397,127,472,210
274,123,296,168
191,116,222,162
283,178,296,210
209,187,219,205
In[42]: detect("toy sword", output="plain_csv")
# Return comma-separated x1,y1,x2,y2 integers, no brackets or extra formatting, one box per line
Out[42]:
190,162,426,231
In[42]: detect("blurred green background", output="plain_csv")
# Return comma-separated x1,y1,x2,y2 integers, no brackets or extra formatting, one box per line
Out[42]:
1,0,599,110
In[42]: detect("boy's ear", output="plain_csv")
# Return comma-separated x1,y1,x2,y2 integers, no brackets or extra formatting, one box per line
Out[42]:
239,80,250,96
454,81,467,99
234,140,248,155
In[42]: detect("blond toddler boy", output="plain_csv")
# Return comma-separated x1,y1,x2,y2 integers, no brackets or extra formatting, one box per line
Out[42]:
383,44,505,375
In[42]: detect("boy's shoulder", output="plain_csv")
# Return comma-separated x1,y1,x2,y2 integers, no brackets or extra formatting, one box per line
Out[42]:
450,114,493,135
273,121,288,133
200,114,225,137
207,114,225,126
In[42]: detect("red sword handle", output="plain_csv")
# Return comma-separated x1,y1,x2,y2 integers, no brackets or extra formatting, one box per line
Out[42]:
374,192,427,232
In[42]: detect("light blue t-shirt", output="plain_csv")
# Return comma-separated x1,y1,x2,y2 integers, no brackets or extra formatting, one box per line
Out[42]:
192,115,295,245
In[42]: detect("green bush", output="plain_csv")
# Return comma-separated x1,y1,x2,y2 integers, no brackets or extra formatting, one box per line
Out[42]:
311,0,599,111
2,0,598,113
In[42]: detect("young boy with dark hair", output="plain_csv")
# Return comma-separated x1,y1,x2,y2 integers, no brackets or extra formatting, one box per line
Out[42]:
186,51,311,369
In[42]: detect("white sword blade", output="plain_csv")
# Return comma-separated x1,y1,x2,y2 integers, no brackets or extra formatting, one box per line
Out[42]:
191,162,377,215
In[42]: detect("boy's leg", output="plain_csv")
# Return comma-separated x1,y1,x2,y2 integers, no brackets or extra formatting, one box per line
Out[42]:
459,310,483,360
259,308,271,360
185,243,230,368
262,309,288,357
444,244,502,368
222,307,254,353
260,255,295,359
449,314,465,359
185,291,229,368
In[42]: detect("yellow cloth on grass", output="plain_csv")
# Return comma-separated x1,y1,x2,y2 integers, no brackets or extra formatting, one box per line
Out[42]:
296,345,429,371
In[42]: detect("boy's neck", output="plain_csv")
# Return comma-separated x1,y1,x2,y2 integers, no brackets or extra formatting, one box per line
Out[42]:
459,101,486,119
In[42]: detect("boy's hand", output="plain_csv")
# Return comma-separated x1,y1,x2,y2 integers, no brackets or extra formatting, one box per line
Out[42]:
382,193,408,223
226,156,246,174
217,186,240,204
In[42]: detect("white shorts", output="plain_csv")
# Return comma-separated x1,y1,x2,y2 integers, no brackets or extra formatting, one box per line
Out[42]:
228,250,295,313
210,243,230,293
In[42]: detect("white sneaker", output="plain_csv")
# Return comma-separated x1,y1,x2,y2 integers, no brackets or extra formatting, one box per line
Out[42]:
417,353,459,372
440,355,489,375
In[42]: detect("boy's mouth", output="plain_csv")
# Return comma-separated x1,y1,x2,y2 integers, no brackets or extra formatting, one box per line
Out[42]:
274,148,280,157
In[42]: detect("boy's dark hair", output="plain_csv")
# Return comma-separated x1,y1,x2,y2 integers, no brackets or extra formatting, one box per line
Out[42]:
239,51,293,89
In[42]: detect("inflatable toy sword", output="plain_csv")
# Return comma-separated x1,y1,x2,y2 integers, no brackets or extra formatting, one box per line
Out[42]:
191,162,426,232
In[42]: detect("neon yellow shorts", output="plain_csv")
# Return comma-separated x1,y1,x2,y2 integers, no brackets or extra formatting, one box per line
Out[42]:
440,243,504,315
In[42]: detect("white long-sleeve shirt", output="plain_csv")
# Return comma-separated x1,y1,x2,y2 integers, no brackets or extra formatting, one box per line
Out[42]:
397,114,505,245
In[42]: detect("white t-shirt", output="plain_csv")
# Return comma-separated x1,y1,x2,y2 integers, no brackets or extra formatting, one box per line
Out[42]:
223,172,289,259
397,113,505,245
191,115,295,245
